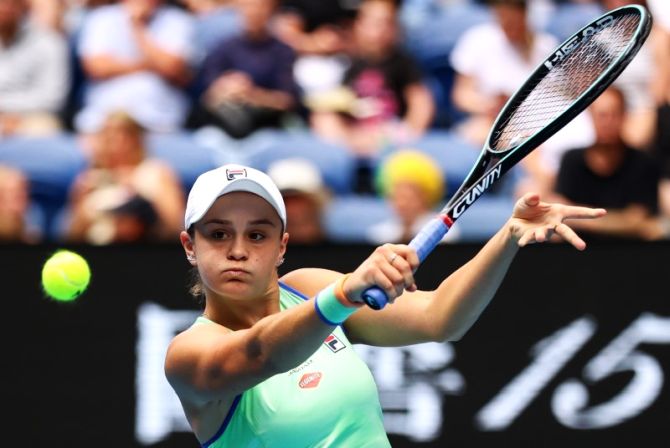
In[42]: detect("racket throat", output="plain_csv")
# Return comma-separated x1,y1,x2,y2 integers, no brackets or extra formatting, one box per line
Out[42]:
450,164,503,220
447,155,501,208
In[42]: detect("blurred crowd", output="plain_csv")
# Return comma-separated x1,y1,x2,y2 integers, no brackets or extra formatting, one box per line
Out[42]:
1,0,670,245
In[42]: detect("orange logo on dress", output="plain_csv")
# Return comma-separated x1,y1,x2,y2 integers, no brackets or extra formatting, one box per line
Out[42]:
299,372,322,389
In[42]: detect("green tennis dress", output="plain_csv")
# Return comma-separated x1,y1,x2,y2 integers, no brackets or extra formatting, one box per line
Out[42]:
196,282,390,448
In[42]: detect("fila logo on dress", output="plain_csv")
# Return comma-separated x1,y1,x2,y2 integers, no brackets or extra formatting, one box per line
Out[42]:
324,334,345,353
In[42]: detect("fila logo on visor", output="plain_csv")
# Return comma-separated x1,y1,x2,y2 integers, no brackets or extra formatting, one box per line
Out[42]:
226,168,247,181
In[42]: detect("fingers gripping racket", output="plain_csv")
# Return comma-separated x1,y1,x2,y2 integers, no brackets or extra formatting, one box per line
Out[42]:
362,5,651,310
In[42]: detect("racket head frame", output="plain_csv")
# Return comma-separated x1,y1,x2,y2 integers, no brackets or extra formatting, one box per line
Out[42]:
445,4,652,219
361,5,652,310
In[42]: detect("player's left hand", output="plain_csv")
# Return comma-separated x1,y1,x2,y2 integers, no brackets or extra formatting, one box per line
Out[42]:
508,192,606,250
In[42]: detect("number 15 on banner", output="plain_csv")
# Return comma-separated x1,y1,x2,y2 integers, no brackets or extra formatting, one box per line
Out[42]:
476,313,670,430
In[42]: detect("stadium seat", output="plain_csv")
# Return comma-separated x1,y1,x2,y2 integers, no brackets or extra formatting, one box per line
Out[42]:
145,132,219,191
323,195,392,243
244,129,357,195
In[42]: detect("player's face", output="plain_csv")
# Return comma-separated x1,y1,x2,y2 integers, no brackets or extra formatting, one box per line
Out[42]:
192,192,287,300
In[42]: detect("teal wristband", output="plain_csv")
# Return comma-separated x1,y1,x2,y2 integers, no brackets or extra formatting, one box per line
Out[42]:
314,282,357,326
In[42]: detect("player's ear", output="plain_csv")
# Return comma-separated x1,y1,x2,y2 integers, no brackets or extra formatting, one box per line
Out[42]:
180,230,196,265
279,232,289,263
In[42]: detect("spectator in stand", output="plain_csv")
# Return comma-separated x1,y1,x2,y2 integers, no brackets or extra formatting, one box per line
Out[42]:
274,0,358,103
308,0,435,156
450,0,557,123
275,0,357,56
74,0,195,133
0,0,69,137
553,87,668,241
267,157,330,245
366,149,459,245
64,110,185,244
188,0,298,139
0,165,41,243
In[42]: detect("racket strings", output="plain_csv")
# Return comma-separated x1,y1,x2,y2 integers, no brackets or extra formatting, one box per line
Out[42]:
491,12,640,152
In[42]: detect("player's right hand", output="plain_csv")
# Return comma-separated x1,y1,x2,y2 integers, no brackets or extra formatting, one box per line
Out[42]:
343,243,419,305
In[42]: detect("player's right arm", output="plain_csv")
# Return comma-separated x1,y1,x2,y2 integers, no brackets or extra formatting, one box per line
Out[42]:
164,300,337,406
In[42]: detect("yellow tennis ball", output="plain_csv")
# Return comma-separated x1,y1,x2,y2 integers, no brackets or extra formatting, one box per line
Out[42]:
41,250,91,302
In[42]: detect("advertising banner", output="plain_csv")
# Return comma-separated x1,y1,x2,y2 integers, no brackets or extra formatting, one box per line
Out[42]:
8,242,670,447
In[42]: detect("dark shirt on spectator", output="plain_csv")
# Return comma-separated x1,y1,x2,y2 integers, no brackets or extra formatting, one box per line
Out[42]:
201,34,298,99
555,146,660,215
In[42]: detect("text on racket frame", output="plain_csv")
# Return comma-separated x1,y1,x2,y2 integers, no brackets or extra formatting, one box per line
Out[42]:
544,14,614,70
452,165,502,219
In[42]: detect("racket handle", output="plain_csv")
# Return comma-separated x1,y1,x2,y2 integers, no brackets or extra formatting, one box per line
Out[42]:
361,217,450,310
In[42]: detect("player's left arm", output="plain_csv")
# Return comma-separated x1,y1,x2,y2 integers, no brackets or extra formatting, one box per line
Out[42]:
282,194,605,347
281,226,517,347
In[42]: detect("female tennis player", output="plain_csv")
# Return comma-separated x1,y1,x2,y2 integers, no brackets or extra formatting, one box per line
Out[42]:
165,163,606,447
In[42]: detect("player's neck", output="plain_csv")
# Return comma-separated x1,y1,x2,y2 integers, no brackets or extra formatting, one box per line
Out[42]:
203,288,281,330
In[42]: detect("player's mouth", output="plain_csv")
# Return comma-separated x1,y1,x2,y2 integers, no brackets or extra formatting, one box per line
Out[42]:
222,268,250,279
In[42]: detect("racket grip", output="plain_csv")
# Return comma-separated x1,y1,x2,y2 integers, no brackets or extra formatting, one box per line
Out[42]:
409,217,450,263
360,287,388,310
361,217,450,310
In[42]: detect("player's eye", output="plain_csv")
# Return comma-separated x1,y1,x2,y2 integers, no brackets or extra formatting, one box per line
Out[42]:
211,230,228,240
249,232,265,241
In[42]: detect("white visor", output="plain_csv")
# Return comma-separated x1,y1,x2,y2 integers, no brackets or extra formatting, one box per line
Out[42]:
184,164,287,230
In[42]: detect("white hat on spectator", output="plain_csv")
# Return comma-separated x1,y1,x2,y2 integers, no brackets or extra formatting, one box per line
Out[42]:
267,158,325,196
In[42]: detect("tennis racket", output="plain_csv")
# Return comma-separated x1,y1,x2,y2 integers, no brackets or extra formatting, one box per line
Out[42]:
362,4,652,310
